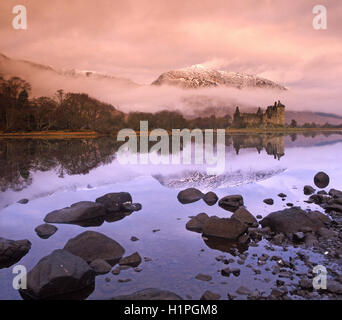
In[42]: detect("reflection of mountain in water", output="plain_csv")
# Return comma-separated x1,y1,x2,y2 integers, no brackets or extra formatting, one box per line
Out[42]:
0,132,341,192
153,168,286,191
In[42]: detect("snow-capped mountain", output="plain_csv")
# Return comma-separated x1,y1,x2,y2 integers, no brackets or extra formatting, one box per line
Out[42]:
152,64,287,90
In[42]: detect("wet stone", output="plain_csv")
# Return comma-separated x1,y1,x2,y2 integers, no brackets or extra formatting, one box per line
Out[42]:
18,199,29,204
314,172,330,189
34,224,57,239
203,192,218,206
200,290,221,300
177,188,204,204
195,273,212,282
263,198,274,205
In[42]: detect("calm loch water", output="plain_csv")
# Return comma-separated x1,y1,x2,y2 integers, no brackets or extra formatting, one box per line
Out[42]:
1,132,342,300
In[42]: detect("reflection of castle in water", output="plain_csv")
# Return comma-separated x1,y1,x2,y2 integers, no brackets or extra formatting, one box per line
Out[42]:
232,134,285,160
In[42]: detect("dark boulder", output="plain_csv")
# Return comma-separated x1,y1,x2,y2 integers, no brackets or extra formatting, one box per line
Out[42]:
203,216,248,240
304,185,316,195
317,190,328,195
44,201,106,224
0,238,31,269
263,198,274,205
260,207,326,235
186,213,210,233
21,249,95,299
317,227,336,239
329,188,342,198
35,224,57,239
119,252,142,267
177,188,203,204
218,195,244,212
325,202,342,213
96,192,132,213
314,172,330,189
231,207,258,227
203,192,218,206
309,210,331,225
111,288,182,300
64,231,125,264
308,194,329,205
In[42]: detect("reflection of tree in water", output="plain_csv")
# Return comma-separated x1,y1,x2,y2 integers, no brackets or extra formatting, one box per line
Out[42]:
0,138,121,191
232,134,285,160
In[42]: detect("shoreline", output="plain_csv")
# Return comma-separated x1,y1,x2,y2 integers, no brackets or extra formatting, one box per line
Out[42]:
0,127,342,139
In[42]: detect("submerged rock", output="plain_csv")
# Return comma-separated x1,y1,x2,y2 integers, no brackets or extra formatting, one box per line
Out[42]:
119,252,142,267
186,213,210,233
195,273,212,281
218,195,244,212
18,199,29,204
203,216,248,240
35,224,57,239
177,188,204,204
314,172,330,189
44,201,106,224
0,238,31,269
89,259,112,275
236,286,252,295
200,291,221,300
203,192,218,206
111,288,182,300
96,192,132,213
21,249,95,299
64,231,125,264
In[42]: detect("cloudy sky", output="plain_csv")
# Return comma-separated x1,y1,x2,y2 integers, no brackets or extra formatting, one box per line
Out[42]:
0,0,341,113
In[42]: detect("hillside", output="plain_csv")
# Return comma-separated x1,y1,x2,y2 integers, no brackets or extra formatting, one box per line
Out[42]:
152,64,287,90
0,52,139,98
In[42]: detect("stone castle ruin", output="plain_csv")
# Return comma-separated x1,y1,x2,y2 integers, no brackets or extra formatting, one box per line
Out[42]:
233,101,285,128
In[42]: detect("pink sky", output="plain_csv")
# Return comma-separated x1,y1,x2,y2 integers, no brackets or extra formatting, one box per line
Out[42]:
0,0,341,113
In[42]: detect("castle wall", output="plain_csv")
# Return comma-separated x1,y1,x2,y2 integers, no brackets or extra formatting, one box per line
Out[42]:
233,101,285,128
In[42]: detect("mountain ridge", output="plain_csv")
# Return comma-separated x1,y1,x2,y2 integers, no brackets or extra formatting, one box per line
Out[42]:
152,64,287,90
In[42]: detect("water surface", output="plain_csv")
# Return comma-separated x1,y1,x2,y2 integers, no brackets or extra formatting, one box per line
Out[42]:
1,132,342,300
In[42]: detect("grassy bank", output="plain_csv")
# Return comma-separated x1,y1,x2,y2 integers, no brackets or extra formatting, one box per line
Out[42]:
0,130,100,139
0,127,342,139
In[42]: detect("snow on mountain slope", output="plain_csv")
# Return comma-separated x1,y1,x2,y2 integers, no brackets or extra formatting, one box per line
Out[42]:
152,64,287,90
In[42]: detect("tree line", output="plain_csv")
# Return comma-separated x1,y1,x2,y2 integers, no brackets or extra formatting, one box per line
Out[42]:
0,76,125,133
1,76,341,133
0,76,233,132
